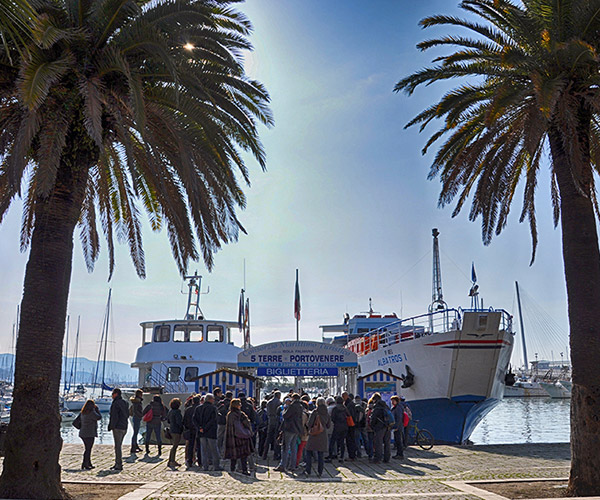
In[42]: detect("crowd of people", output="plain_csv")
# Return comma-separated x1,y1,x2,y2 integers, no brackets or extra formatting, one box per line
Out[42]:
74,387,412,476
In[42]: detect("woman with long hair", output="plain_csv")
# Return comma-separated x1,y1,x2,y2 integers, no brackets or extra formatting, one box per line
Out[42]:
79,399,101,470
224,398,253,475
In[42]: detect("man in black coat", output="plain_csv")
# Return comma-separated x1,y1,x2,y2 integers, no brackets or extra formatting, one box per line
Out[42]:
108,388,129,471
194,393,222,471
262,391,282,460
183,395,201,468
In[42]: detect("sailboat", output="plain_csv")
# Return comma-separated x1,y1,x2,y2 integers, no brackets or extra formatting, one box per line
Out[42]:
90,290,114,412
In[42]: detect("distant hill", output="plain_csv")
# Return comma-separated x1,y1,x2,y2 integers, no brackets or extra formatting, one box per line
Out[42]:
0,353,137,385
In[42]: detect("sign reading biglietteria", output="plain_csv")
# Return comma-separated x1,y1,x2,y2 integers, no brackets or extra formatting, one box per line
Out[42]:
238,341,358,377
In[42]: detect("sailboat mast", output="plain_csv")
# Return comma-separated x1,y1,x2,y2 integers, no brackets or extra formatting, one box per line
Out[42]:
515,281,529,371
63,316,70,395
69,316,80,391
100,289,111,398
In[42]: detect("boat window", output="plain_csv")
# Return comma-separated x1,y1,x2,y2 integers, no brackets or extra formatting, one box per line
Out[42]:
143,326,152,344
206,325,223,342
173,326,186,342
477,315,488,330
167,366,181,382
153,325,170,342
184,367,199,381
189,326,203,342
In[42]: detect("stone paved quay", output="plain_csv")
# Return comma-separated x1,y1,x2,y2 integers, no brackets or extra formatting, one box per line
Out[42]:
45,442,571,499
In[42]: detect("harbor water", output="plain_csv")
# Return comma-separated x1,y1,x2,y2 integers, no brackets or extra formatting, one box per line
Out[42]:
60,397,571,445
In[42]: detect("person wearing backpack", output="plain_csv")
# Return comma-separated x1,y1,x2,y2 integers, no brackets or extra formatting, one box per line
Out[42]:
390,395,404,459
343,393,358,461
303,397,331,477
326,396,349,462
129,389,144,454
369,393,392,464
142,395,167,456
353,395,367,458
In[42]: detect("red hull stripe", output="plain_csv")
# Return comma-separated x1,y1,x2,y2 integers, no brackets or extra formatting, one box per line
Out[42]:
425,339,511,347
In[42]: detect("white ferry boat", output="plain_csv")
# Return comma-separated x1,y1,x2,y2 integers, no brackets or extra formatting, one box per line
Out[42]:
321,229,515,444
131,273,242,394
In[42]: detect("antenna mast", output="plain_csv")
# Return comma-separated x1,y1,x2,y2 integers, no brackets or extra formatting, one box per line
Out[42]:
430,228,447,312
184,271,204,320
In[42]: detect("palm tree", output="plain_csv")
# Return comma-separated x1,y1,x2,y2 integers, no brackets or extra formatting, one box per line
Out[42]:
0,0,34,53
396,0,600,494
0,0,272,496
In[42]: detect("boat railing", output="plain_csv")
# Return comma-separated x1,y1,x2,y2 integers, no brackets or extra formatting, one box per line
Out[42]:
150,363,189,393
346,308,513,355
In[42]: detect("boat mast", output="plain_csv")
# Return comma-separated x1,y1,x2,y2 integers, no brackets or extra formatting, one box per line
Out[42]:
184,271,203,320
515,281,529,371
430,228,447,312
69,316,80,392
100,289,111,398
63,316,70,395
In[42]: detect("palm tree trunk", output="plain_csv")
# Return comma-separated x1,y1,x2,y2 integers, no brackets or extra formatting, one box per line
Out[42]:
0,158,88,498
549,121,600,496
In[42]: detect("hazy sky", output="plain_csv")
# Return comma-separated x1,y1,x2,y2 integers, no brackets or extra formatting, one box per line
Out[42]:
0,0,570,368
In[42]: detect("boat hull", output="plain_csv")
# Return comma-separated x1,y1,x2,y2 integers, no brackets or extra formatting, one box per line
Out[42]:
357,311,513,444
540,381,571,399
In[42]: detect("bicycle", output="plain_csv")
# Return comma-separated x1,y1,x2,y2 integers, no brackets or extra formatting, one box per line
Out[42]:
407,420,434,450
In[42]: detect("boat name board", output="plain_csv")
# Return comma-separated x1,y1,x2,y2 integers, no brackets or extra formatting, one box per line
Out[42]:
238,341,357,369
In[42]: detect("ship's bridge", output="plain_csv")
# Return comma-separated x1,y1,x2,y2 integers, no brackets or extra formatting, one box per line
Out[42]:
132,319,242,392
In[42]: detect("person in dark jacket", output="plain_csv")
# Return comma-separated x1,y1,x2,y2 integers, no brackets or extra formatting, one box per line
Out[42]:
274,393,303,472
224,398,253,475
129,389,144,453
390,395,404,459
167,398,183,468
183,395,201,468
108,388,129,470
262,391,281,460
327,396,349,462
303,397,331,477
354,395,367,458
78,399,102,470
369,393,391,464
256,400,269,457
216,391,232,456
143,395,167,455
344,393,358,460
195,393,222,471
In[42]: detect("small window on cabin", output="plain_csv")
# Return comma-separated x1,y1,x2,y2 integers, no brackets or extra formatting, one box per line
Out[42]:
154,325,170,342
206,325,223,342
184,367,199,382
189,326,203,342
143,326,152,344
477,315,488,330
173,326,186,342
167,366,181,382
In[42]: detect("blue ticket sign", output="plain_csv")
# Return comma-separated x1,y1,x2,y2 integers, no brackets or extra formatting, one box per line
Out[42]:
257,367,338,377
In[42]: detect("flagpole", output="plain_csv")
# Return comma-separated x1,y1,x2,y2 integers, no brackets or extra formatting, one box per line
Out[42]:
295,269,299,341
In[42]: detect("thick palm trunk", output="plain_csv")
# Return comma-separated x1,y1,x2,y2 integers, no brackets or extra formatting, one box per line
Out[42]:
0,159,88,498
549,123,600,496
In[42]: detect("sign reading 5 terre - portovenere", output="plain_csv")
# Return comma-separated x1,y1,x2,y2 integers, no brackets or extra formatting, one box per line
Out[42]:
238,341,358,377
